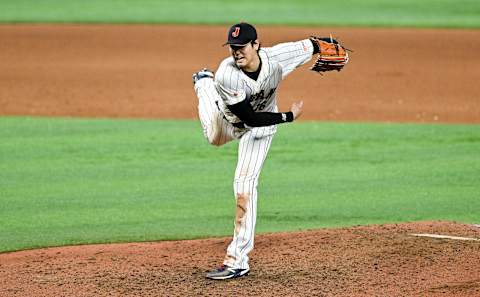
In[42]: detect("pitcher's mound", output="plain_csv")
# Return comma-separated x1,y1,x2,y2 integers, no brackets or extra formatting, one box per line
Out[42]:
1,221,479,296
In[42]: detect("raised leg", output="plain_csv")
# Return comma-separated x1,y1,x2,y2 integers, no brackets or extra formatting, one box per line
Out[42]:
193,70,235,146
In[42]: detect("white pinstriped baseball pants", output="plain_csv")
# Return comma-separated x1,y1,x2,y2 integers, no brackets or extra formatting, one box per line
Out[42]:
194,78,276,270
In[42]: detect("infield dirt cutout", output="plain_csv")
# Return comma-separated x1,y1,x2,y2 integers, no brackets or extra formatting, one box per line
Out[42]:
0,25,479,296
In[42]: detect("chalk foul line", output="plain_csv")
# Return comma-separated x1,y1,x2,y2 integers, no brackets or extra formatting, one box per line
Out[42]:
410,233,480,241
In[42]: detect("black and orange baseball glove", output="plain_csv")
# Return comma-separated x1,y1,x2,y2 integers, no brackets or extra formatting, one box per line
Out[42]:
310,36,350,73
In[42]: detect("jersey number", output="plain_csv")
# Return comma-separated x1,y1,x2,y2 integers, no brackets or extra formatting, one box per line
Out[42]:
250,88,276,111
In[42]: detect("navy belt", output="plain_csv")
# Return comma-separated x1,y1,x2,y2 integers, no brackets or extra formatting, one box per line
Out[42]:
232,122,246,129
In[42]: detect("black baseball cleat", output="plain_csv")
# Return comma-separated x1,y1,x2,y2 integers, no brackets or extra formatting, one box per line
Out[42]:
192,68,214,85
206,265,250,280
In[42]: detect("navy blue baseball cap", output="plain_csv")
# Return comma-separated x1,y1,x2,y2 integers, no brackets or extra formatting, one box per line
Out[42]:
224,22,257,46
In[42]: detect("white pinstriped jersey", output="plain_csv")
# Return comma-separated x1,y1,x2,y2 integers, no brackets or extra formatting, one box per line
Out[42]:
214,39,314,126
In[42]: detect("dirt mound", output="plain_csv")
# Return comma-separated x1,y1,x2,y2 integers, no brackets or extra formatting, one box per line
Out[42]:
1,221,479,296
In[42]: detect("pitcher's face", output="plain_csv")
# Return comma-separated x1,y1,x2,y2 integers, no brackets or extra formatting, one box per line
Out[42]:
229,41,259,70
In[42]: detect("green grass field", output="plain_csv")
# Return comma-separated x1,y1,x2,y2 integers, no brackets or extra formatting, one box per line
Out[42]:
1,117,479,253
0,0,480,28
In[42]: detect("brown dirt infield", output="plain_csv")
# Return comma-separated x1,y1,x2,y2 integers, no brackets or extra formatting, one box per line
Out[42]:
1,25,479,296
1,222,479,296
1,25,479,122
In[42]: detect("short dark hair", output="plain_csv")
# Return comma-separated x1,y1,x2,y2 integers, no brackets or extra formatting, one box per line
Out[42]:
251,40,261,52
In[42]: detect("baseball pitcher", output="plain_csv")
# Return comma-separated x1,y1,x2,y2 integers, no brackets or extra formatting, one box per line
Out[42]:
192,22,349,280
